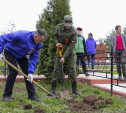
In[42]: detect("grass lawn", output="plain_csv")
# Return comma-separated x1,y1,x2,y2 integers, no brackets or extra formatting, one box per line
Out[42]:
0,80,126,113
79,65,119,75
85,65,117,70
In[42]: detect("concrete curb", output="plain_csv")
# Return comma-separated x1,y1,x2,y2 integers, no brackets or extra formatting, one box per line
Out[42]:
91,84,126,98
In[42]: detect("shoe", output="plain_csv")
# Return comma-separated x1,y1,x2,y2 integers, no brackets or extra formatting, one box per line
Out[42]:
49,90,55,95
123,73,126,81
49,80,56,96
91,69,94,72
85,72,90,76
28,95,42,102
118,76,122,80
3,96,12,102
73,89,81,95
72,82,81,95
123,78,126,81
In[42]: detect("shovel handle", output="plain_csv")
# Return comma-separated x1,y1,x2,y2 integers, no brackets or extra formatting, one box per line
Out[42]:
61,63,65,91
57,45,63,57
2,58,53,96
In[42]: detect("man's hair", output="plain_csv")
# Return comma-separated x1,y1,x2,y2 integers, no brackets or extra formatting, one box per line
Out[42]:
115,25,121,30
35,29,47,39
88,33,93,36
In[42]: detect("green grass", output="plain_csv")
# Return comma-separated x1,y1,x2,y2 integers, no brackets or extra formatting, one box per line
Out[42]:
86,65,117,70
0,81,126,113
79,65,119,75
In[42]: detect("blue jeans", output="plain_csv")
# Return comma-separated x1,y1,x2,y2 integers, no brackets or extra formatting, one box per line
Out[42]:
87,54,95,69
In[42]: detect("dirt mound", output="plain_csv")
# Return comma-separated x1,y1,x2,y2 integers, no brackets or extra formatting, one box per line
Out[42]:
34,106,45,113
24,104,32,109
64,95,113,113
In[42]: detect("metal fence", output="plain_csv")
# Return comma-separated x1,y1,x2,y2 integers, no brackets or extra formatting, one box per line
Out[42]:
78,50,126,97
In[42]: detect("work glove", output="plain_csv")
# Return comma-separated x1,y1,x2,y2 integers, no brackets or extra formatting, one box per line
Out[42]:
0,54,5,61
27,74,33,83
56,43,62,47
60,57,64,63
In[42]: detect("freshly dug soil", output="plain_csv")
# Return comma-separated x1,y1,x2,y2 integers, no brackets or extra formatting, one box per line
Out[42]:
64,95,113,113
24,104,32,109
34,106,45,113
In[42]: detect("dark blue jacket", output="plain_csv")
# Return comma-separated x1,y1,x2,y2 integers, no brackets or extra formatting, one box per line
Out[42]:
86,36,96,54
0,30,43,74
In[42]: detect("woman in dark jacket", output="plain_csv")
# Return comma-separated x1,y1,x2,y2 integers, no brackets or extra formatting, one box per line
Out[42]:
86,33,96,71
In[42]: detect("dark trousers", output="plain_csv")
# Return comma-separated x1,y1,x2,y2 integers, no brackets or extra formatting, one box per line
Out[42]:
115,49,126,77
3,49,36,97
76,53,87,74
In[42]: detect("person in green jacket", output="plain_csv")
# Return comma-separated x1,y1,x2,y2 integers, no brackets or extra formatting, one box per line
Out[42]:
75,27,88,75
49,15,81,95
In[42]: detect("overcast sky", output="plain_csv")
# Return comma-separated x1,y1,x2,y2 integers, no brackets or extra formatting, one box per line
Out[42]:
0,0,126,40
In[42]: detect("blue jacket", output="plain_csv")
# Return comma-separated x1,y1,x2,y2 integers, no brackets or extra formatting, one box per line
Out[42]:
86,36,96,54
0,30,43,74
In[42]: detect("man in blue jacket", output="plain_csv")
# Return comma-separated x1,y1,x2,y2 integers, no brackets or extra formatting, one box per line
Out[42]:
0,29,47,102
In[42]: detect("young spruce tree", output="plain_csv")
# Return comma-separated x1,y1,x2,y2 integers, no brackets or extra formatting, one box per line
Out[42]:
36,0,71,79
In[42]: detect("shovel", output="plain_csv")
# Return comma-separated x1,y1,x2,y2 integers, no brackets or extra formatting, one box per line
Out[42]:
57,45,70,99
2,57,53,96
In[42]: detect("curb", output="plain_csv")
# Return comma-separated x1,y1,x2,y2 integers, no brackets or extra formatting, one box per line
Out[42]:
0,77,47,82
91,84,126,98
0,77,126,84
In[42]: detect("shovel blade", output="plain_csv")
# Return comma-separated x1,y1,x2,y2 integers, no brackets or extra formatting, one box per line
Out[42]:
60,90,70,99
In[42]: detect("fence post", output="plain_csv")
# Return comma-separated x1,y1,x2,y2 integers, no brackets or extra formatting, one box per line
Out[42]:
106,65,107,78
110,46,113,96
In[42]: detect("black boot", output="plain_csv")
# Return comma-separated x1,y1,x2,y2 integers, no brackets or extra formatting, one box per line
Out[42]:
3,96,12,102
123,73,126,81
49,81,56,95
72,82,81,95
28,95,42,102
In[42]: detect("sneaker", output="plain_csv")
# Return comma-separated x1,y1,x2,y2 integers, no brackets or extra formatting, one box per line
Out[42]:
49,90,55,96
85,72,90,76
72,89,81,95
28,95,42,102
91,69,94,72
123,77,126,81
118,76,122,80
3,96,12,102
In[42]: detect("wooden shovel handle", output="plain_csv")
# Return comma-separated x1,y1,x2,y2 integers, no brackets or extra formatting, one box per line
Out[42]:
2,58,53,96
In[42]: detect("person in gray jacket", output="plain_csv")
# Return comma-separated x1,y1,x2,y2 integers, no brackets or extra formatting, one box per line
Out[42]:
112,25,126,80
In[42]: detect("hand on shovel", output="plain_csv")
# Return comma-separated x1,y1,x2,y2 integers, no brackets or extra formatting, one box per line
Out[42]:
60,57,64,63
0,54,5,61
27,74,33,83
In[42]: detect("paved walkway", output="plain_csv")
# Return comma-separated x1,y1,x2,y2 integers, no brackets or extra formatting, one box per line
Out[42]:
79,72,126,96
93,83,126,94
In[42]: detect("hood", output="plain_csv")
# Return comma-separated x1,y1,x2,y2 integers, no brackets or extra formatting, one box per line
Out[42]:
88,36,94,40
77,35,82,37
